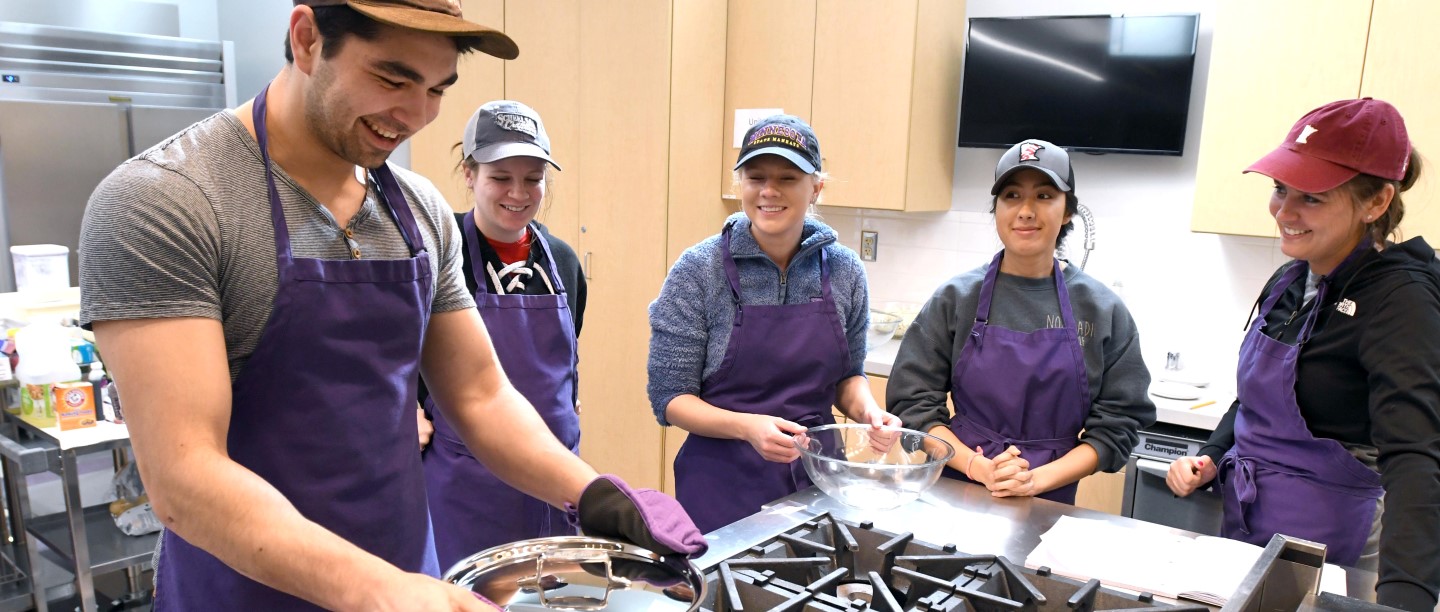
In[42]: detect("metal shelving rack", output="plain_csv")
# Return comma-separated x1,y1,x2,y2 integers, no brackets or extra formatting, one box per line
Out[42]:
0,411,154,611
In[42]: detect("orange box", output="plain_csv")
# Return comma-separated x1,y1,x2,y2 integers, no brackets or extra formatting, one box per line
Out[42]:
52,382,96,431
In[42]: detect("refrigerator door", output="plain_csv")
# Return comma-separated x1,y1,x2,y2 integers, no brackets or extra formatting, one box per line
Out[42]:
131,104,217,151
0,98,131,291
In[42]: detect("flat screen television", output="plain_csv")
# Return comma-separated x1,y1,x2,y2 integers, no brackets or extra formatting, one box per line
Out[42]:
957,14,1200,156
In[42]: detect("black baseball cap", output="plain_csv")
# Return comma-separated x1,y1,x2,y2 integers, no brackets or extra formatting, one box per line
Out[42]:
733,114,822,174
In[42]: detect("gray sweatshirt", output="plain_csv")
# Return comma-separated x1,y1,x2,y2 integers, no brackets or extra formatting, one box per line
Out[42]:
886,260,1156,472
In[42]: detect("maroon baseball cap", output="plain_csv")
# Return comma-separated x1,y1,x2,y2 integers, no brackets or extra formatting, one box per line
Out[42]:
1244,98,1410,193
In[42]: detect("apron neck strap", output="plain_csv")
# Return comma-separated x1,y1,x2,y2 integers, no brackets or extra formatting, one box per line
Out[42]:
252,85,425,261
975,251,1076,329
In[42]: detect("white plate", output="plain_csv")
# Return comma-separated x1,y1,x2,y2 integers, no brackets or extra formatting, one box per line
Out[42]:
1150,381,1202,401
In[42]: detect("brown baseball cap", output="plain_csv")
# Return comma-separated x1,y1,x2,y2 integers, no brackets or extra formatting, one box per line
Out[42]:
295,0,518,59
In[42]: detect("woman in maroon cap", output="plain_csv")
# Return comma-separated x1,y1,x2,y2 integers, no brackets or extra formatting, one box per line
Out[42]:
1167,98,1440,611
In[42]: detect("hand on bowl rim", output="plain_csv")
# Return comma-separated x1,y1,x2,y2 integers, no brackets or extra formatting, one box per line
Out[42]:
745,414,805,463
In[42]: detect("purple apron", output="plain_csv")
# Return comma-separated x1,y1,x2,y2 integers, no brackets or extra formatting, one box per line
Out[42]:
673,228,849,533
1219,261,1382,565
946,251,1091,504
423,214,580,569
153,86,438,610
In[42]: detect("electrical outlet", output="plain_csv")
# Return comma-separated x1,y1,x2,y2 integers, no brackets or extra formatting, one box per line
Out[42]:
860,230,878,262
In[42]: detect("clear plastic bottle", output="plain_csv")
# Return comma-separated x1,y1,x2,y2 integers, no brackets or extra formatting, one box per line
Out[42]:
13,324,82,428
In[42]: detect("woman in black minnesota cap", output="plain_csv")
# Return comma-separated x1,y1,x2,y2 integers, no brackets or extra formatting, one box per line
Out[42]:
887,138,1156,505
647,114,899,533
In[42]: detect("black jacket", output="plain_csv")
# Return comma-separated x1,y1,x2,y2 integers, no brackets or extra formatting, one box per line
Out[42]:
1200,237,1440,611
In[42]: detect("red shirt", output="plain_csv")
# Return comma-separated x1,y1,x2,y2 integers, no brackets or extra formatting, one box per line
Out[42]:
484,228,531,265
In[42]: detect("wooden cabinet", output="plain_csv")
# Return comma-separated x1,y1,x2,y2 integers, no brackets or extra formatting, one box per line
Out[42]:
719,0,964,212
716,0,815,198
1190,0,1439,240
1074,467,1126,515
1358,0,1440,242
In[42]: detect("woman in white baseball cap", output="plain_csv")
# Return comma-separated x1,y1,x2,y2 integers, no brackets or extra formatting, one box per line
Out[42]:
418,100,587,569
887,138,1156,505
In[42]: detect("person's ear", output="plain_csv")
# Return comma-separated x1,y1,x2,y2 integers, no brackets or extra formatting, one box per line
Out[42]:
289,7,324,76
1361,183,1396,224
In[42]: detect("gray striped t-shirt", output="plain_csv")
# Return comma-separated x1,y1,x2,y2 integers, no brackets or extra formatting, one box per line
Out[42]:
80,111,475,381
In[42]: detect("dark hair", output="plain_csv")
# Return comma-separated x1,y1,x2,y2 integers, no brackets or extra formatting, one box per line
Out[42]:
284,5,492,63
1345,149,1423,244
988,187,1080,248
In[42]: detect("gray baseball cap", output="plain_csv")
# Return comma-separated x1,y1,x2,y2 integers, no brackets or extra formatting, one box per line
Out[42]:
991,139,1073,194
462,100,561,170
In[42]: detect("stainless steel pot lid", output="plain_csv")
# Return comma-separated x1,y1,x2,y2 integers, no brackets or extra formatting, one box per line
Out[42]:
443,536,705,611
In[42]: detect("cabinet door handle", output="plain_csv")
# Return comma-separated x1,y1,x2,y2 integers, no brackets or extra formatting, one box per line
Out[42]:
583,251,592,280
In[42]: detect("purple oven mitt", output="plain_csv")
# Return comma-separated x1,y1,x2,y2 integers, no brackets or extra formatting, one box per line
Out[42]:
568,474,709,557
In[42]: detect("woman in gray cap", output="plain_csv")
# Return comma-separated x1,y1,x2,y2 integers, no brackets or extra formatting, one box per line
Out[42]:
648,114,898,533
419,100,587,569
887,139,1156,504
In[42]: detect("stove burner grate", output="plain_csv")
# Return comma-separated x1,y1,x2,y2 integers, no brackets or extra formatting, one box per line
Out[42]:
701,513,1210,612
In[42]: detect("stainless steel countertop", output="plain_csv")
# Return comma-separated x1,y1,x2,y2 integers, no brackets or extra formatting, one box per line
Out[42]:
695,477,1381,603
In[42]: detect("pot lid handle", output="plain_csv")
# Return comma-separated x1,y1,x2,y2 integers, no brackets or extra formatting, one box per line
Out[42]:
521,548,616,611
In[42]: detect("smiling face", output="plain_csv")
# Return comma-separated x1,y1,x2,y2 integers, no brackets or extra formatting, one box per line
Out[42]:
466,156,548,242
993,168,1072,277
1269,180,1390,275
302,23,460,169
738,155,822,249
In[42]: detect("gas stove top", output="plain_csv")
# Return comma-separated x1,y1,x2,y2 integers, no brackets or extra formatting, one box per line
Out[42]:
698,513,1209,612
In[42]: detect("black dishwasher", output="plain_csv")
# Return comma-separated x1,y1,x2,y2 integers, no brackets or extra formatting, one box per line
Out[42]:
1120,422,1224,535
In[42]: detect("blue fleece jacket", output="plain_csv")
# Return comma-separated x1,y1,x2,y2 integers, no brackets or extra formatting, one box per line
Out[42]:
647,212,870,425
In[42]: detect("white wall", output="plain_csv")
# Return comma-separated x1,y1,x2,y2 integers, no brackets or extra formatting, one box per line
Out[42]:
217,0,290,104
0,0,216,39
823,0,1291,394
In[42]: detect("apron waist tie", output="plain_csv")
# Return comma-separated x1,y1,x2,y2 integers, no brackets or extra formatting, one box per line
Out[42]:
1219,453,1258,535
954,413,1076,452
1219,451,1382,537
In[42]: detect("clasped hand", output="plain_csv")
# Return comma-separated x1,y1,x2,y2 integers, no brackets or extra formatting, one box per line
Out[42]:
970,445,1035,497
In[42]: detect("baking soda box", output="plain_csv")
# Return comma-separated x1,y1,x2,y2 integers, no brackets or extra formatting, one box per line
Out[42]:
52,382,96,431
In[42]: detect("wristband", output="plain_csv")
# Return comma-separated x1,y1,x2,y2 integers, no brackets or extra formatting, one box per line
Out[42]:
964,452,979,480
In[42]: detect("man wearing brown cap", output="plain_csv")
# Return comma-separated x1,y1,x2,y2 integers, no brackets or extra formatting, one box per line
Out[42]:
79,2,703,610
